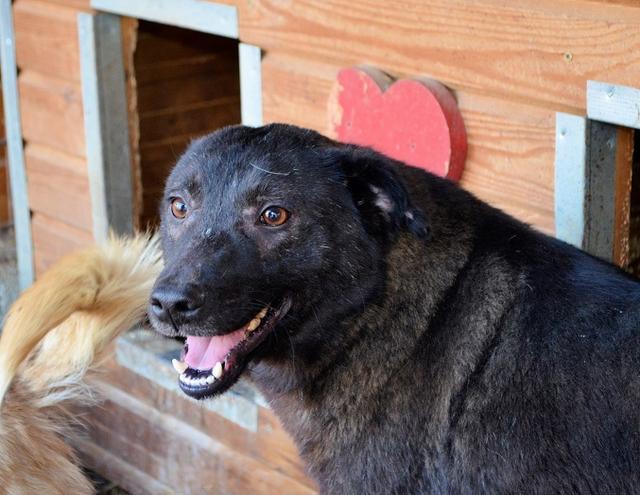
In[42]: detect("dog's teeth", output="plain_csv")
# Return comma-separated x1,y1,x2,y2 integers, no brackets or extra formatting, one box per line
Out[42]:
198,377,207,386
172,359,188,374
248,318,261,331
213,361,223,378
179,373,187,383
257,307,268,319
206,375,215,384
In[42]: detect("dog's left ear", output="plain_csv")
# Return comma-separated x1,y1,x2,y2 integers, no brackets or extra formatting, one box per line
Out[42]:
333,146,430,240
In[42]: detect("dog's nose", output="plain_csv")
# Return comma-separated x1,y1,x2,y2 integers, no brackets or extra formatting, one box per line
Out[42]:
149,287,203,323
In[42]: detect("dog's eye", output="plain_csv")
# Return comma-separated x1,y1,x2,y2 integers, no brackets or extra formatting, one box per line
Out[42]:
260,206,289,227
170,197,188,219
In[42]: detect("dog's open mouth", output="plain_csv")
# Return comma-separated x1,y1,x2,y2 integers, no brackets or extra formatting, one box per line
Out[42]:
170,297,291,399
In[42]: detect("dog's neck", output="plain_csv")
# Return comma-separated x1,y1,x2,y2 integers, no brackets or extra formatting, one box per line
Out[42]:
249,225,474,476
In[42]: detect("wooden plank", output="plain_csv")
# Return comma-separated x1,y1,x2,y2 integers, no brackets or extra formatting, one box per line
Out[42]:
86,379,317,494
98,357,315,490
18,70,86,157
587,80,640,130
237,0,640,113
261,53,555,233
583,121,624,262
78,12,134,240
24,143,92,231
75,438,174,495
139,98,241,142
137,72,240,112
91,0,239,39
627,133,640,275
1,0,34,289
612,127,634,267
31,212,93,276
135,20,239,69
14,0,84,82
135,53,239,85
122,17,142,230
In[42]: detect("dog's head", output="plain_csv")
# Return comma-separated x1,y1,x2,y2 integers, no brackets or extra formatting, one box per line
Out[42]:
149,124,428,399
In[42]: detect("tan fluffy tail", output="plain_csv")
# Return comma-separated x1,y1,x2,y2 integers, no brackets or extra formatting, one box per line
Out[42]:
0,233,163,406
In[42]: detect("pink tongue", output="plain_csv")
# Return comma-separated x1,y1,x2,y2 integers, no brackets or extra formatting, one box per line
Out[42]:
185,328,246,370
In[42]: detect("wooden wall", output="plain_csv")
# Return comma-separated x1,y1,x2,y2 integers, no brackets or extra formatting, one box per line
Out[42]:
228,0,640,236
14,0,94,274
80,353,316,495
13,0,640,267
133,21,241,227
9,0,640,492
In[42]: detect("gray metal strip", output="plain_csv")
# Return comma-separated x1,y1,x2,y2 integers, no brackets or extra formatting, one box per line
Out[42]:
78,13,134,241
554,113,587,249
583,120,618,261
587,80,640,130
554,112,620,262
0,0,34,290
239,43,263,127
91,0,238,39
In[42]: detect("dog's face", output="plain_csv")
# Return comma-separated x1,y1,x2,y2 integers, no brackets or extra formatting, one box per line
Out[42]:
149,124,427,399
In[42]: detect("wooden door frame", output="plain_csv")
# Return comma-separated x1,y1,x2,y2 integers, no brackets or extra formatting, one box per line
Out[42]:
555,81,638,266
81,0,263,241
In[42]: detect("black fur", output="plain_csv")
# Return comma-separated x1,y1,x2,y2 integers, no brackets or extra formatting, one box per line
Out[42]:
150,123,640,494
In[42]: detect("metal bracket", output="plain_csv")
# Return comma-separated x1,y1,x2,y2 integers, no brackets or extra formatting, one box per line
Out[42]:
91,0,238,39
0,0,34,290
79,13,134,241
555,81,638,263
239,43,263,127
587,81,640,130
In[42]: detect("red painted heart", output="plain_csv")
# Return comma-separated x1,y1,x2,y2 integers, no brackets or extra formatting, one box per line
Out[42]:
329,67,467,181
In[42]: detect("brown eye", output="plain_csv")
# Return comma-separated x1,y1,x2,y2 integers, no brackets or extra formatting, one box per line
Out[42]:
260,206,289,226
170,197,188,219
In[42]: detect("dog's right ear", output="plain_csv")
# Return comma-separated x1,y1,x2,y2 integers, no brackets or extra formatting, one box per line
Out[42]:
328,145,430,241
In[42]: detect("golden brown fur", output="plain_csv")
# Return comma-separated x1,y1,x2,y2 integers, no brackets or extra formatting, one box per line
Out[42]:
0,234,162,494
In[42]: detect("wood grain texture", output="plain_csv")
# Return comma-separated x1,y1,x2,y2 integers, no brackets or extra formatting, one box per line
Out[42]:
24,143,92,231
99,358,316,490
75,438,174,495
122,17,143,229
14,0,85,82
31,212,93,276
134,21,241,226
613,127,635,267
18,70,86,158
42,0,91,9
261,53,555,233
236,0,640,113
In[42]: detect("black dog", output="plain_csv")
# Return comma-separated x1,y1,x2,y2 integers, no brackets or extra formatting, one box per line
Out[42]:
149,124,640,494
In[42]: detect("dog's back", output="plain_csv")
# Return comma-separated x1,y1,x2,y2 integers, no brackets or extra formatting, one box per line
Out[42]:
307,165,640,493
0,235,162,494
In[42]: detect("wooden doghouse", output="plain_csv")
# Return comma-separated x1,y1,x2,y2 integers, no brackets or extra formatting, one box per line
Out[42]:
2,0,640,493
